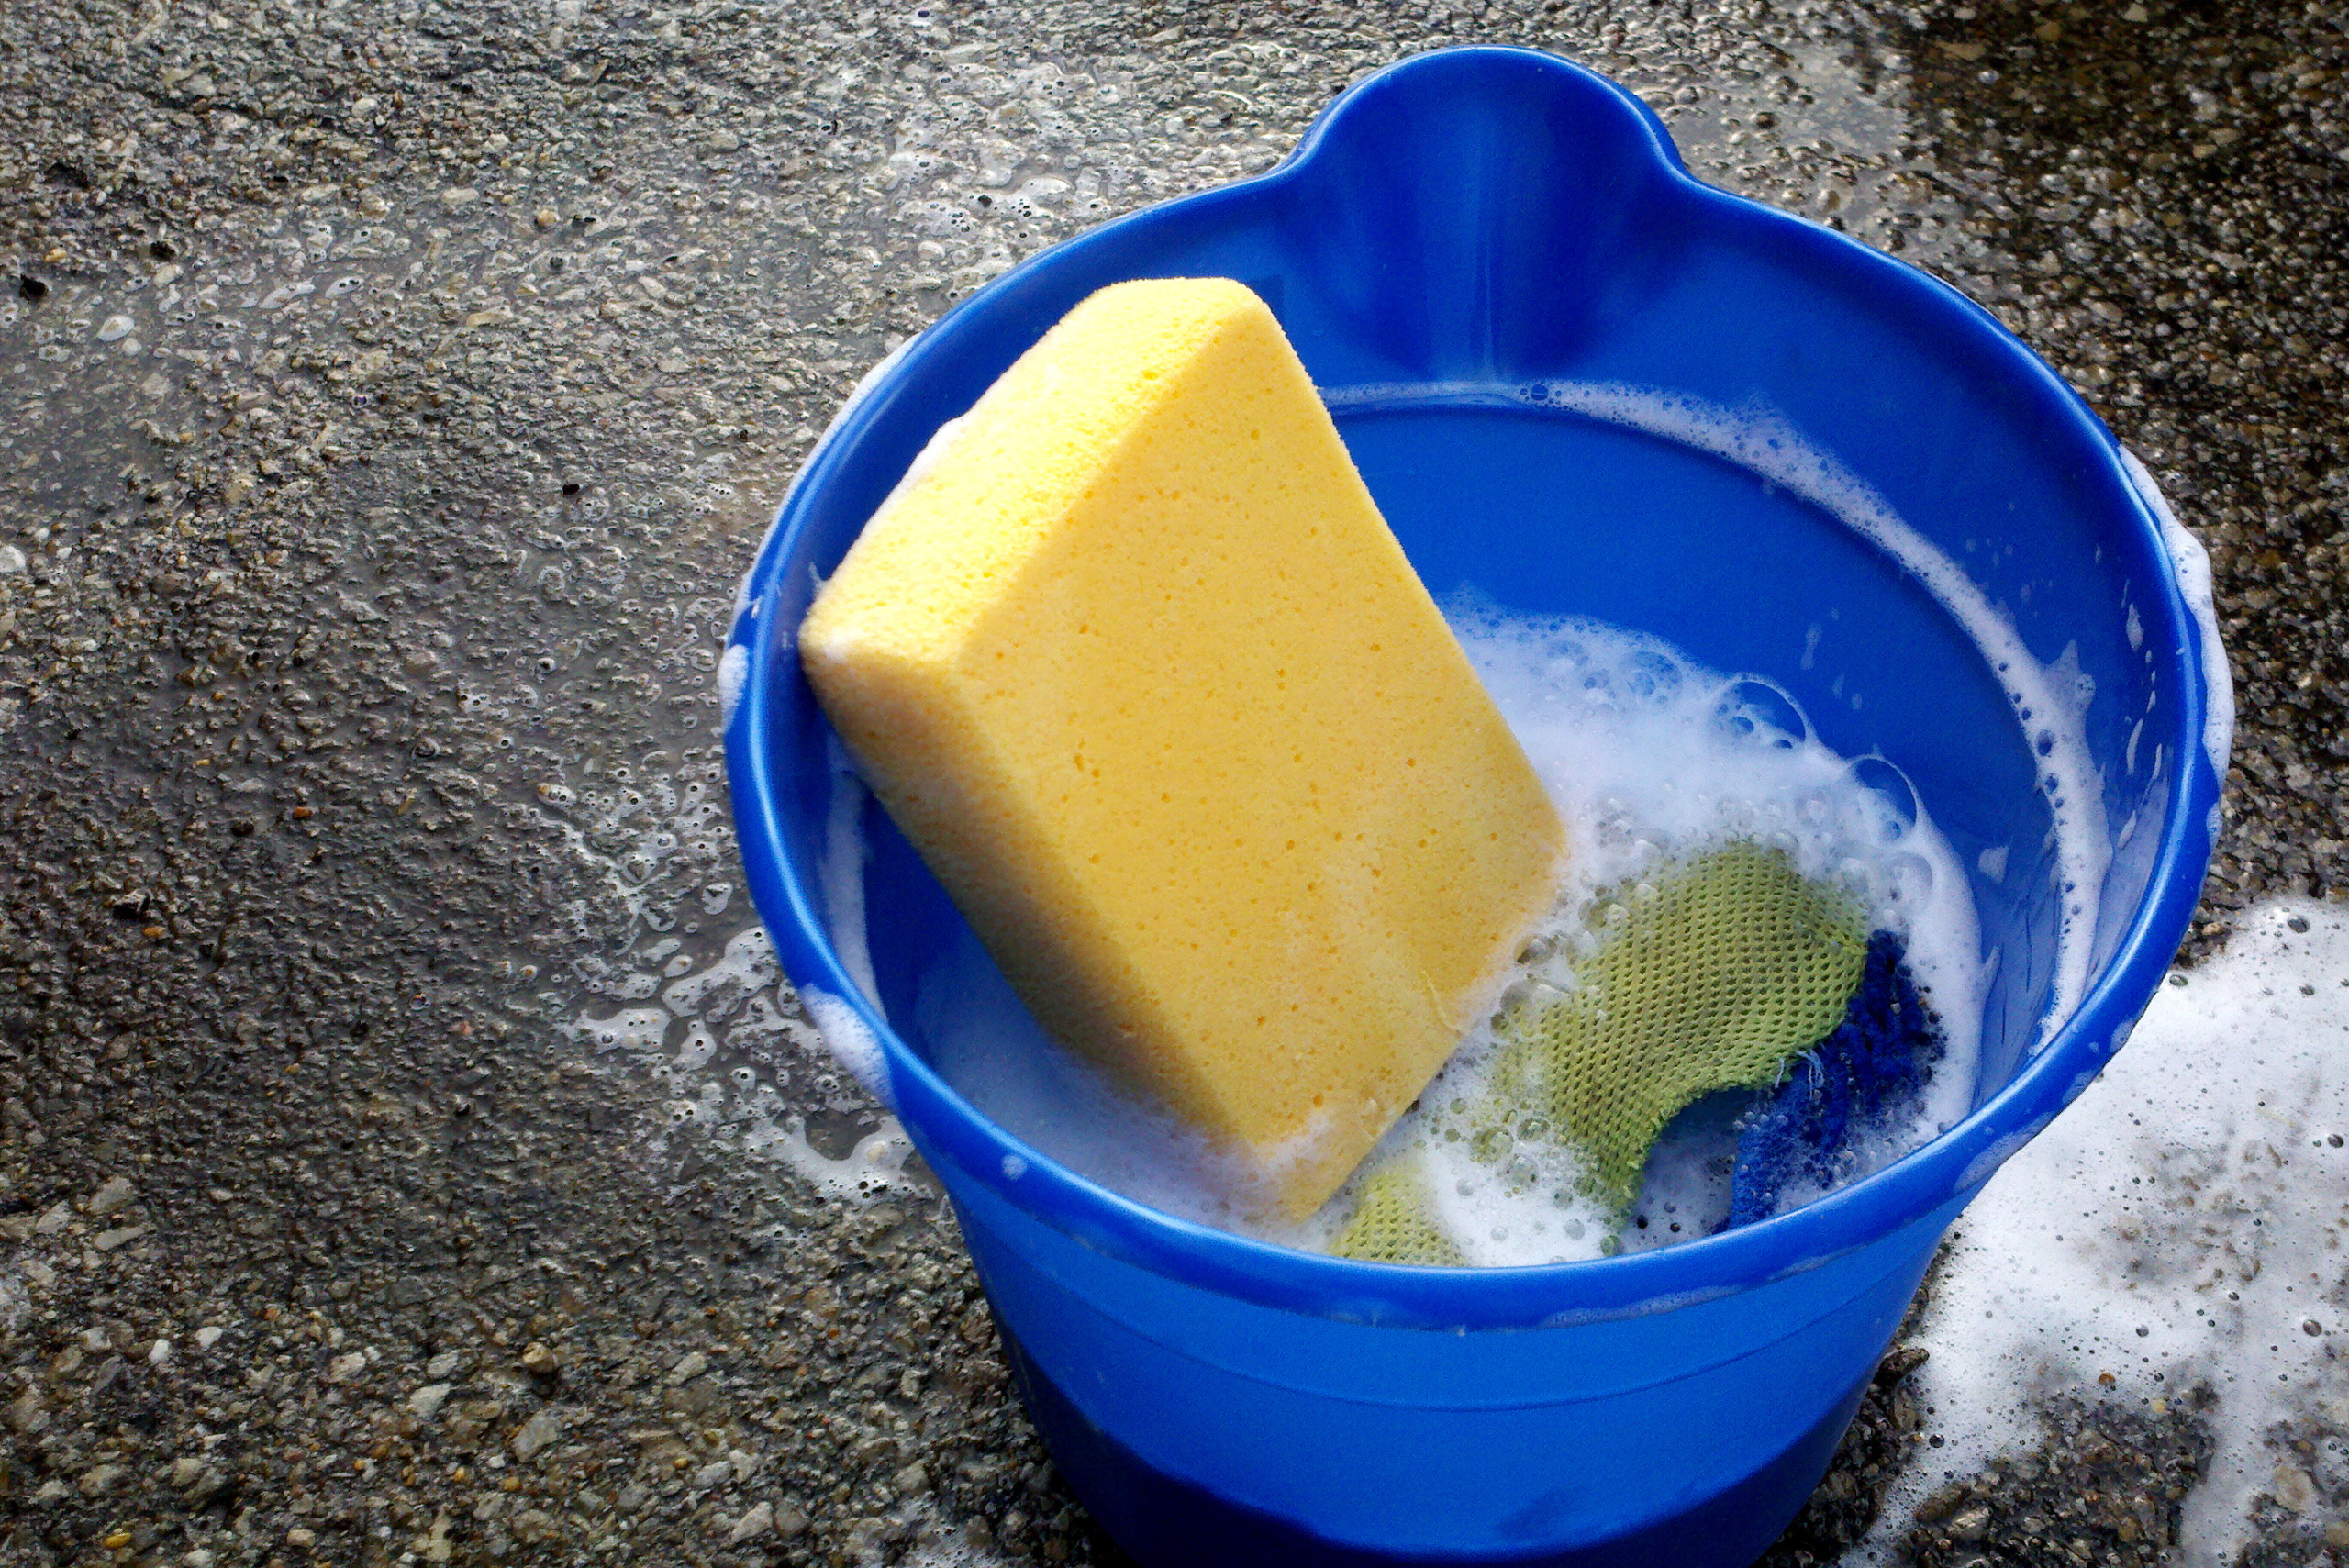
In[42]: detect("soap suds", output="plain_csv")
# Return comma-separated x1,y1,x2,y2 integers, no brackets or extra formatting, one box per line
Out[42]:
803,986,891,1108
520,723,911,1201
1329,380,2113,1045
820,737,884,1016
1315,606,1982,1264
661,924,778,1015
565,898,910,1173
716,642,748,731
745,1110,917,1201
529,750,730,936
924,607,1982,1258
2120,447,2236,787
1859,899,2349,1568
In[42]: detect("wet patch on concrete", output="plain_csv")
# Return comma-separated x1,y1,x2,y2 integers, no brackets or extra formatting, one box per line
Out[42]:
0,0,2338,1562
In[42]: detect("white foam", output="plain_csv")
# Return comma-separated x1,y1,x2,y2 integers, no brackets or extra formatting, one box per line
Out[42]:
716,642,748,731
2121,447,2236,787
662,923,781,1016
1314,607,1983,1265
803,985,893,1108
744,1110,918,1201
918,606,1983,1258
674,1019,718,1073
574,1004,670,1055
563,884,916,1191
1528,382,2108,1043
529,753,728,940
820,737,884,1015
1453,601,1983,1100
1859,899,2349,1566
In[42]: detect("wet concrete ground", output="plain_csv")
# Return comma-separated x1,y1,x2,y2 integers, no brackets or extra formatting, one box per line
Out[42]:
0,0,2341,1564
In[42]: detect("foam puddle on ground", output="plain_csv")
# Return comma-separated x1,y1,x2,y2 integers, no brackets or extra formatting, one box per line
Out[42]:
1861,898,2349,1566
565,911,921,1207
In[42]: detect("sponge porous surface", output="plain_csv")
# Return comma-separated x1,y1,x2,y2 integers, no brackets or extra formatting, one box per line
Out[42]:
799,277,1564,1219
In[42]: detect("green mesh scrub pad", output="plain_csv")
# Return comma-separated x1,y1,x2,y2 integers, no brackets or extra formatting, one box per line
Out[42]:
1493,841,1868,1211
1323,842,1869,1264
1329,1160,1463,1267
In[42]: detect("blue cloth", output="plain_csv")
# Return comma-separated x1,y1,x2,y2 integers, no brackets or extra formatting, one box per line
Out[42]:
1727,930,1943,1229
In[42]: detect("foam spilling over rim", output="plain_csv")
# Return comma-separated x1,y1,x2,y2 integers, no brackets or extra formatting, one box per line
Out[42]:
1855,899,2349,1567
2119,447,2236,826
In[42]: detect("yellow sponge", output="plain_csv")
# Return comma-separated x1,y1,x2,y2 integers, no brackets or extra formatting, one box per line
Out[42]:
798,278,1565,1220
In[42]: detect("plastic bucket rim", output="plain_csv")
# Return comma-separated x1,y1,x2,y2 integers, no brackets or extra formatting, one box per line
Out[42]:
722,45,2221,1329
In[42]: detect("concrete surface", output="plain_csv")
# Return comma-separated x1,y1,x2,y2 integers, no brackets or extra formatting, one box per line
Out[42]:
0,0,2341,1563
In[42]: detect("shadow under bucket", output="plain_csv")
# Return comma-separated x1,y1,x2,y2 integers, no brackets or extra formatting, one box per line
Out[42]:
724,46,2230,1568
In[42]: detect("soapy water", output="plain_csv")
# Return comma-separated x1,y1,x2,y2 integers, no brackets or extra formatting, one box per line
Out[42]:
1858,899,2349,1568
523,620,918,1202
750,374,2219,1099
924,606,1983,1259
753,379,2167,1255
1351,601,1983,1264
727,374,2227,1257
562,917,921,1203
1327,379,2124,1048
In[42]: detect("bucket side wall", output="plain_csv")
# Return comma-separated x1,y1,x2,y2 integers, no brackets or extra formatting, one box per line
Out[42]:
947,1155,1954,1554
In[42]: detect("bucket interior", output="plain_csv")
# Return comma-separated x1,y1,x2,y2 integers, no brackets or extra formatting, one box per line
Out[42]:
742,50,2203,1273
835,388,2177,1141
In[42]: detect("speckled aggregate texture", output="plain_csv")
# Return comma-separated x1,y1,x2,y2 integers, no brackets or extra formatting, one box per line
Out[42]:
0,0,2337,1565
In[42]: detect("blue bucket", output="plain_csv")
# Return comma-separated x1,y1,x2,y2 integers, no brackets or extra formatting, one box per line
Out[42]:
725,47,2228,1568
